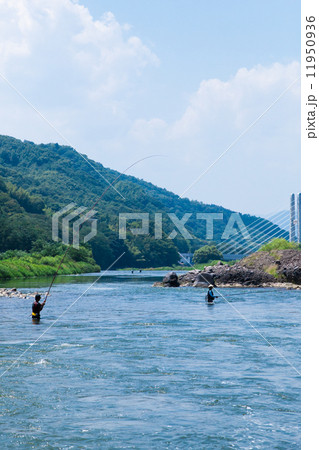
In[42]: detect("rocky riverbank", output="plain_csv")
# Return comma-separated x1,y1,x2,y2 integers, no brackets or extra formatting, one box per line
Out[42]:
0,288,48,299
154,249,301,290
239,250,301,285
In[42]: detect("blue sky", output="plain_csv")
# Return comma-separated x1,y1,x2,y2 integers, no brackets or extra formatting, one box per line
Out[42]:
82,0,300,118
0,0,300,216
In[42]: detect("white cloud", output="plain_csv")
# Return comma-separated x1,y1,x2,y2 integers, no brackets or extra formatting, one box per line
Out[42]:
0,0,300,215
0,0,160,161
127,61,300,214
170,61,300,139
0,0,158,101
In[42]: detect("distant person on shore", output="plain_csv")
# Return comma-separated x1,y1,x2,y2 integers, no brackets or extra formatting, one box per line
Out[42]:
206,285,217,303
32,294,46,320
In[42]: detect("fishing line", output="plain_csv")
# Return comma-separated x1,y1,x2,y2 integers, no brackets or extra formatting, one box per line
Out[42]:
43,154,164,303
2,252,126,378
178,252,300,376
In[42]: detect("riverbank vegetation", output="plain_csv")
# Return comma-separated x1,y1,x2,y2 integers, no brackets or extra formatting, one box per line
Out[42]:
259,238,301,252
0,243,100,279
192,244,223,264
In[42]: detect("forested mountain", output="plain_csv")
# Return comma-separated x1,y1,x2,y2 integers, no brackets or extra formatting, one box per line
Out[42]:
0,135,287,268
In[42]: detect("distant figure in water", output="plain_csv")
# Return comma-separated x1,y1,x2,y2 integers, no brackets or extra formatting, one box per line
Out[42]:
131,270,134,274
139,269,142,273
32,294,46,320
206,285,217,303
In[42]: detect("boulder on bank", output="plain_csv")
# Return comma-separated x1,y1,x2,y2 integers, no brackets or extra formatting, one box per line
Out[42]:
154,249,301,289
178,263,275,287
162,271,180,287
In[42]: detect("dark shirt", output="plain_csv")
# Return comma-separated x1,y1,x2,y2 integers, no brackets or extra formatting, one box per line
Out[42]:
32,301,43,315
207,290,215,300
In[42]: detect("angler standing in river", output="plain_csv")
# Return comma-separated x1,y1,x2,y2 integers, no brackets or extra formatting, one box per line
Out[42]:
32,294,46,321
206,284,218,303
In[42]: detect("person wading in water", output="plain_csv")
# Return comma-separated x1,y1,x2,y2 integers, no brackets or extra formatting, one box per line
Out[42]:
206,284,217,303
32,294,46,321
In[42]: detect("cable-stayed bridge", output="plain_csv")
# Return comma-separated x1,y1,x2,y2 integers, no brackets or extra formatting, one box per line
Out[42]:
216,193,300,260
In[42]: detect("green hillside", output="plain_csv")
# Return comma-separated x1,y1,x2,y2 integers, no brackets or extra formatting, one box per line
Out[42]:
0,135,287,269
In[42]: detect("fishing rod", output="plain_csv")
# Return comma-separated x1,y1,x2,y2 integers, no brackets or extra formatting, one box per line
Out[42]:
43,154,164,303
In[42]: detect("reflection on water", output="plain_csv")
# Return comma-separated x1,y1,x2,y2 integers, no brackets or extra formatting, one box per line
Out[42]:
0,270,187,289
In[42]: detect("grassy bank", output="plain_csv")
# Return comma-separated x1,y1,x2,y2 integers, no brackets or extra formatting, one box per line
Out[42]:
0,245,100,280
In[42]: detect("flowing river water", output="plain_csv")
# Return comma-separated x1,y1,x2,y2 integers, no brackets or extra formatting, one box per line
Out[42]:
0,271,300,449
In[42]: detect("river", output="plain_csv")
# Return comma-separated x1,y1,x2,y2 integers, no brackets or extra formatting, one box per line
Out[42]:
0,271,301,449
